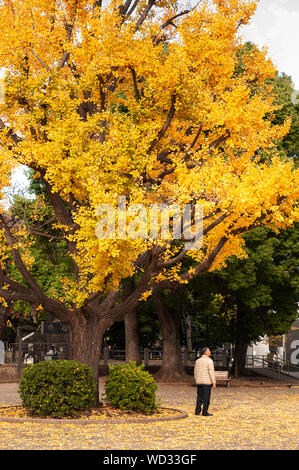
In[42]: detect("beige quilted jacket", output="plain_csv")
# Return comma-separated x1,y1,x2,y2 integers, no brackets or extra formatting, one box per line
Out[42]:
194,355,216,385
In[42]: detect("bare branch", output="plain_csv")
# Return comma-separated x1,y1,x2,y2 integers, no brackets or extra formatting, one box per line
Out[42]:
28,228,64,240
158,210,230,269
183,236,227,280
43,181,79,250
30,48,51,72
135,0,156,32
57,0,79,71
183,123,203,162
209,129,231,152
161,9,190,29
126,0,139,18
120,0,134,17
153,2,201,45
149,236,227,294
107,250,159,325
147,94,176,154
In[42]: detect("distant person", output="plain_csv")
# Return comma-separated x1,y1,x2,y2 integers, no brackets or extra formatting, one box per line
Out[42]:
194,347,216,416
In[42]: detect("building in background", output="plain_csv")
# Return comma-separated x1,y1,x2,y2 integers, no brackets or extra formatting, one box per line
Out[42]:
246,317,299,367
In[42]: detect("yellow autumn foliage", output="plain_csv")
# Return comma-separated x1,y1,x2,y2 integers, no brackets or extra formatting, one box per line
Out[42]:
0,0,297,305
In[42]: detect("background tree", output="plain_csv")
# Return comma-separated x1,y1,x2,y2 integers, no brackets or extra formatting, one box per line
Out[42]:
151,291,189,381
189,224,298,376
271,72,299,164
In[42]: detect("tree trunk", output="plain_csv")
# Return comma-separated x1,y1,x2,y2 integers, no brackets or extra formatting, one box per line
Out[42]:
185,314,192,352
125,309,141,365
0,306,11,343
153,295,190,382
233,339,248,378
0,312,6,342
68,310,107,406
123,278,141,365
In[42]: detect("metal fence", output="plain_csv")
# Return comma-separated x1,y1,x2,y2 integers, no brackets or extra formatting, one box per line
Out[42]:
245,354,299,378
99,348,231,368
3,343,230,370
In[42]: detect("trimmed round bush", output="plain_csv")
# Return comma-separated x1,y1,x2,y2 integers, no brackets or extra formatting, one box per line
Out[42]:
18,360,96,418
105,361,159,414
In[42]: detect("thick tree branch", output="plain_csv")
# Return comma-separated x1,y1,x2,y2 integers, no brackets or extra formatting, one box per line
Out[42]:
0,213,45,298
129,66,141,101
135,0,156,32
119,0,134,17
106,250,159,326
183,123,203,162
157,235,228,291
0,266,73,326
126,0,139,18
147,94,176,154
0,269,35,297
209,129,231,152
28,228,64,240
41,179,80,278
160,9,192,30
56,0,79,71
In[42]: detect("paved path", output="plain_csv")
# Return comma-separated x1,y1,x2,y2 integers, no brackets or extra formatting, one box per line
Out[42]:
0,382,21,406
0,381,298,450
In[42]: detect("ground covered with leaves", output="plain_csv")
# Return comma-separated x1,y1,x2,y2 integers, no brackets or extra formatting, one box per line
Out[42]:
0,404,180,421
0,381,298,450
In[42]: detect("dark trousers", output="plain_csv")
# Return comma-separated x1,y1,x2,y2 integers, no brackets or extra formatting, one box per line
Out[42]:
195,384,212,415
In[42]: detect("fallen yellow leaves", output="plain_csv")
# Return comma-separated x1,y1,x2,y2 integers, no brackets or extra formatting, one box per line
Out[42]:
0,405,181,421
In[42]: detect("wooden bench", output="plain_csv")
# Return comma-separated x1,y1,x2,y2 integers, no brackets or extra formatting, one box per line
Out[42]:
215,370,231,387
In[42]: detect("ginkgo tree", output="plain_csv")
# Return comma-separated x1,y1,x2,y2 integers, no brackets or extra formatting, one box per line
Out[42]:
0,0,298,402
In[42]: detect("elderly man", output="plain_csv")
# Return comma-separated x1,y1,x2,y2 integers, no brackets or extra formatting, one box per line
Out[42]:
194,347,216,416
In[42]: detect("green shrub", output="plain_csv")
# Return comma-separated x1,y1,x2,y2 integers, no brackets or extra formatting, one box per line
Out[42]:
18,360,96,418
105,361,159,414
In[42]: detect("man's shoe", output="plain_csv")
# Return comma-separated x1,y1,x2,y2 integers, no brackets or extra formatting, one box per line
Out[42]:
195,412,201,415
202,412,213,416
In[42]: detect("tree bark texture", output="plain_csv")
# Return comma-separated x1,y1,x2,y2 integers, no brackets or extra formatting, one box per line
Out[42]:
185,314,192,352
233,338,248,378
68,309,108,406
125,309,141,365
152,294,190,382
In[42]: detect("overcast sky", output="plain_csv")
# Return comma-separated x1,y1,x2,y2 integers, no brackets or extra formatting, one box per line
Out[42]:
241,0,299,88
3,0,299,204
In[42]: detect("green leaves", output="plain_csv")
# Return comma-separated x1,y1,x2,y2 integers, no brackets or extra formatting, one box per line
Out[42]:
18,360,96,418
